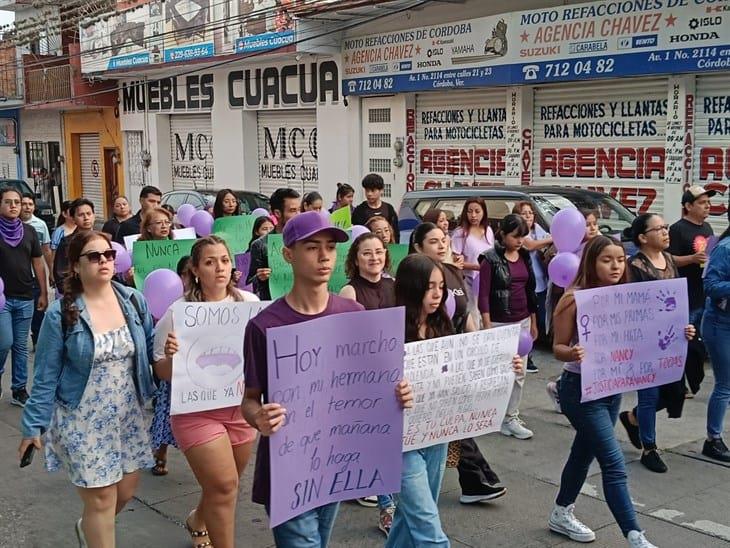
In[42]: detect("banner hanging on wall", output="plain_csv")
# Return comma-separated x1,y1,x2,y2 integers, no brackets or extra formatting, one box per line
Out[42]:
342,0,730,94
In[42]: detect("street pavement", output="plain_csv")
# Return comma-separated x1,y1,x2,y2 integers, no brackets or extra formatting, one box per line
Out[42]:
1,345,729,548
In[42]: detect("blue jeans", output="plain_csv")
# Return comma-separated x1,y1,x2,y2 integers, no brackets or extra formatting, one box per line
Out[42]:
386,444,449,548
556,371,641,537
703,311,730,439
0,298,35,391
378,494,394,510
271,502,339,548
636,386,661,449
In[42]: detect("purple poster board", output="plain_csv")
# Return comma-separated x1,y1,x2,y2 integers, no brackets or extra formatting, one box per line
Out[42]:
266,308,406,528
235,252,252,291
574,279,689,403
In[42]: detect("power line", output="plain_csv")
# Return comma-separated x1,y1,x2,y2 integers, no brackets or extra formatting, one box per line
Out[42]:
0,0,431,111
0,0,299,72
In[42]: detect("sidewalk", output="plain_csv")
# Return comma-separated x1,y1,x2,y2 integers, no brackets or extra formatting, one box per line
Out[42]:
1,347,728,547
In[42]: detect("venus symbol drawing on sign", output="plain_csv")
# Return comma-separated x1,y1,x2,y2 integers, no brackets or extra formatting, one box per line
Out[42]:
185,336,242,390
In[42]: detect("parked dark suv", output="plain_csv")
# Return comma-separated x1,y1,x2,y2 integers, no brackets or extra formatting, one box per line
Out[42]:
399,186,637,251
162,189,270,214
0,178,55,231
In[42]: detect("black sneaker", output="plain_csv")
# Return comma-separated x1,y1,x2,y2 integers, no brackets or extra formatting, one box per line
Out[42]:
11,388,29,407
483,470,504,489
459,483,507,503
619,411,642,449
526,361,539,373
640,450,668,473
702,438,730,463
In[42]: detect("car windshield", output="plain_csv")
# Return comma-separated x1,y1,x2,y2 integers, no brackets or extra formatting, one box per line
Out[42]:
531,193,634,233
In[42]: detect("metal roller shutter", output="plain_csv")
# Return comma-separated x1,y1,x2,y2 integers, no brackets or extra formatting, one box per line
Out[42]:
0,146,17,179
533,77,668,217
124,131,145,196
257,110,318,198
415,89,506,190
694,74,730,235
170,114,214,191
79,133,103,210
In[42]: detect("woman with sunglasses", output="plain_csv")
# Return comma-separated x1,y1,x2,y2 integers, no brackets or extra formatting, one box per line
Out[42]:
155,235,259,548
19,230,157,547
618,214,695,473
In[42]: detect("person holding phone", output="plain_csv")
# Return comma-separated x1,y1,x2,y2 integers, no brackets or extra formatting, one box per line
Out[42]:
19,230,157,547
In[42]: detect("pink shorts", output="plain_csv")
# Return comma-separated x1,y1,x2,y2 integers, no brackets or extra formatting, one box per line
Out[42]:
170,406,257,453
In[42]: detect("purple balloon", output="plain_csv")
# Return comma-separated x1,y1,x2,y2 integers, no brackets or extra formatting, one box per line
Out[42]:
177,203,196,227
111,241,132,274
0,276,4,295
445,290,456,318
548,252,581,289
517,328,534,356
191,210,214,237
251,208,269,218
0,292,5,310
143,269,183,319
551,208,586,253
350,225,369,240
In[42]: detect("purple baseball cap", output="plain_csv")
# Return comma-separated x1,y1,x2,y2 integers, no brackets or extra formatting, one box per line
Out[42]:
283,211,349,247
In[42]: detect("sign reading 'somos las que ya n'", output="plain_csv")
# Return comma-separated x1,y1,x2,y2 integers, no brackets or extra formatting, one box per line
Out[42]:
342,0,730,94
120,60,340,113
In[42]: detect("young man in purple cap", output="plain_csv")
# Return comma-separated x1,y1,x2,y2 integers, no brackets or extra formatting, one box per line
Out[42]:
242,211,413,546
669,184,716,395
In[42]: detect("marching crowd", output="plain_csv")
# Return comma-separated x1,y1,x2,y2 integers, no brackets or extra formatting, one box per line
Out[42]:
0,174,727,548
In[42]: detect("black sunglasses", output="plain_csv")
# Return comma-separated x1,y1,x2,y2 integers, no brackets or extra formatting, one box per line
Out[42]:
80,249,117,263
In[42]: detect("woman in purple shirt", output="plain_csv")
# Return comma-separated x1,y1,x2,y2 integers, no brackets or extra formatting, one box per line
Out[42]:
478,214,538,440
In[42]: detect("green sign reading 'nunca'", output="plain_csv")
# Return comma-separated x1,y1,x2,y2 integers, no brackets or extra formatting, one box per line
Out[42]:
212,215,256,255
132,239,196,288
267,234,352,299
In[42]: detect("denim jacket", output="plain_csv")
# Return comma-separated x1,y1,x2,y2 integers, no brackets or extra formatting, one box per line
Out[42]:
21,281,156,438
704,237,730,316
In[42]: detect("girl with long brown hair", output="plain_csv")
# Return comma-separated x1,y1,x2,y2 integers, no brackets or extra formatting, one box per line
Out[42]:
154,235,259,548
549,236,664,548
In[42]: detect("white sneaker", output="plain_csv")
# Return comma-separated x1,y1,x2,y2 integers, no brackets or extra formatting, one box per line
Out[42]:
548,504,596,543
500,417,534,439
627,530,658,548
546,381,562,413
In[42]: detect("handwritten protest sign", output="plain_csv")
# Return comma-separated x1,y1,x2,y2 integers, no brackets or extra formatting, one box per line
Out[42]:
267,234,352,299
403,325,518,451
330,206,352,230
235,253,252,290
213,215,256,255
267,308,405,527
132,239,196,287
170,300,269,415
575,279,689,403
387,244,409,276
